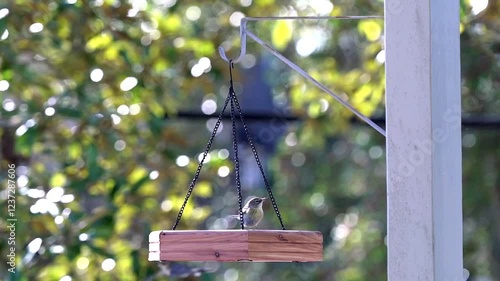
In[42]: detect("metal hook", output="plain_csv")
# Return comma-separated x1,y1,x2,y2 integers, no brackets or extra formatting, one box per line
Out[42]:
217,16,386,137
218,16,383,64
218,18,248,64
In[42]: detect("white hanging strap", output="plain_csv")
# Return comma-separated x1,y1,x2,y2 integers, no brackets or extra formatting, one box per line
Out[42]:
218,16,386,137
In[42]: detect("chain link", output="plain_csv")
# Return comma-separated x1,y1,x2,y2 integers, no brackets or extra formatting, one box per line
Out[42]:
173,60,285,231
228,60,245,229
172,92,232,230
230,89,245,229
231,89,286,230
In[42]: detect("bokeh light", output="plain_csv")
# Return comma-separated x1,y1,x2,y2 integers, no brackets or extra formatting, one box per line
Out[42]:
176,155,190,167
3,98,15,111
0,8,9,19
201,99,217,115
229,11,245,27
0,80,10,91
101,258,116,272
186,6,201,21
45,107,55,116
120,77,138,91
90,68,104,82
218,166,230,177
29,23,44,33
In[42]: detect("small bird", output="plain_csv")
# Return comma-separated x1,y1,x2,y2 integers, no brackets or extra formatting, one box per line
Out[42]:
228,197,266,228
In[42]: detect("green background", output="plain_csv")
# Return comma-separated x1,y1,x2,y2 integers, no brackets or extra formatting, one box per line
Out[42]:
0,0,499,280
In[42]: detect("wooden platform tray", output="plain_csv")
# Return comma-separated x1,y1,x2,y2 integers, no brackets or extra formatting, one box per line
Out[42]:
149,230,323,262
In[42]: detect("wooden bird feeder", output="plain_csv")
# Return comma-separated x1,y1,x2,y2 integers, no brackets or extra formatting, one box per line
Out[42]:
149,63,323,263
149,230,323,262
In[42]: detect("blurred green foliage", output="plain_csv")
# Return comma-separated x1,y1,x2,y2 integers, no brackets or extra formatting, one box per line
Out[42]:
0,0,498,280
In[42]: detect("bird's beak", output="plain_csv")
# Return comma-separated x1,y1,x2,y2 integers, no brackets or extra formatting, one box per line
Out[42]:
260,197,267,201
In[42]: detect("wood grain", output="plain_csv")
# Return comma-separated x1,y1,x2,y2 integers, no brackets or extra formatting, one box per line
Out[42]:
149,230,323,262
159,250,250,262
248,251,323,262
157,250,322,262
157,241,321,253
248,242,322,253
160,242,249,252
248,230,322,243
158,230,248,243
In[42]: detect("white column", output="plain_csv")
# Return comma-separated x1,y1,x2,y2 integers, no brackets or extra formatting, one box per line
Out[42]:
384,0,463,280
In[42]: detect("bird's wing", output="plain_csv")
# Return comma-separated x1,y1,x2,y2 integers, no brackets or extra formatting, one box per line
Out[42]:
242,205,250,213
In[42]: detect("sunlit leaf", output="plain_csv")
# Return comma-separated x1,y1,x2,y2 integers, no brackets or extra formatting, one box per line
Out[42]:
4,0,496,280
39,263,68,280
50,173,67,187
153,58,168,73
86,32,113,52
160,15,182,33
194,181,212,198
109,178,125,200
130,174,150,194
255,0,275,6
128,167,148,184
307,102,322,118
358,20,382,42
272,21,293,51
104,45,120,60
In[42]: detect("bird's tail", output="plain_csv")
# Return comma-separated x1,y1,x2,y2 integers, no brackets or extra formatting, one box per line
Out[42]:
225,215,240,220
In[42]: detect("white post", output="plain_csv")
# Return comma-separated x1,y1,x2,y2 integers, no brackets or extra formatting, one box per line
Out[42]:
385,0,463,280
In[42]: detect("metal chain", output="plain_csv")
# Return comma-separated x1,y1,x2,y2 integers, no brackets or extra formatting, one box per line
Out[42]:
173,60,285,231
230,95,245,229
231,88,286,230
228,60,245,229
171,91,232,230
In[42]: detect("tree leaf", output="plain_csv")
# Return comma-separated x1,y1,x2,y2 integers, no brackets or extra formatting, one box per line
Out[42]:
272,21,293,50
